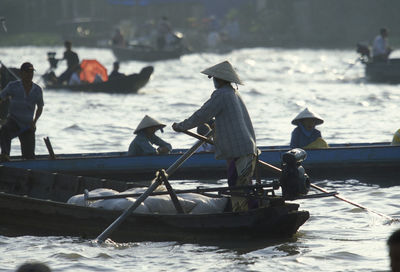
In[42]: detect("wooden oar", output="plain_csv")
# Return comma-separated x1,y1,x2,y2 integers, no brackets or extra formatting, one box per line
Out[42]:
183,130,399,222
95,133,209,243
0,60,20,80
43,137,56,159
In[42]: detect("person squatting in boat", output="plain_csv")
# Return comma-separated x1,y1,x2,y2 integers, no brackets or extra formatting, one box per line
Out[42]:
290,107,329,149
172,60,258,212
128,115,172,156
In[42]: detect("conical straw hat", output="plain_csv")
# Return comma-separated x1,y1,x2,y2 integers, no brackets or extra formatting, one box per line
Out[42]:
134,115,166,134
291,108,324,126
201,61,243,85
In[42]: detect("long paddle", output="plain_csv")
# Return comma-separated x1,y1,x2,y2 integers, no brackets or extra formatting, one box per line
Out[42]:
183,130,399,222
95,133,209,243
0,61,20,80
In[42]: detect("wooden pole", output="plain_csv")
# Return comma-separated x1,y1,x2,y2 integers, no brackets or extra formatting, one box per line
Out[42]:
95,134,208,243
183,130,399,222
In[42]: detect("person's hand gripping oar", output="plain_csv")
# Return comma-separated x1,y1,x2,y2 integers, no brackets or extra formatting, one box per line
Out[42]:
181,130,399,223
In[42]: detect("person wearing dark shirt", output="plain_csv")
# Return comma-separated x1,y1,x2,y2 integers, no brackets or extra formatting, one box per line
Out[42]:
58,41,80,84
290,108,328,149
108,61,125,81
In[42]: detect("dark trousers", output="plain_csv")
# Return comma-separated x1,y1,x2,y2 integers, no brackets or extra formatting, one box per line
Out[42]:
0,118,35,159
58,69,73,84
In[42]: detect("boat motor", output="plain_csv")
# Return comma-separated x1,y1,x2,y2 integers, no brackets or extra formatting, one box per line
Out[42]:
279,148,310,200
47,52,59,69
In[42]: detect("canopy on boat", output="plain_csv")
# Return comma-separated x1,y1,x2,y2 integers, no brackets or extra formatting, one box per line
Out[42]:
80,59,108,83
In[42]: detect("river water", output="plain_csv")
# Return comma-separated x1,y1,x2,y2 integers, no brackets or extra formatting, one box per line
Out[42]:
0,46,399,271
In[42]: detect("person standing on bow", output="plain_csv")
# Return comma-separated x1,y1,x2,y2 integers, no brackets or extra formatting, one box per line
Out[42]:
58,41,80,84
128,115,172,156
372,28,392,62
290,107,328,149
0,62,44,161
172,60,257,212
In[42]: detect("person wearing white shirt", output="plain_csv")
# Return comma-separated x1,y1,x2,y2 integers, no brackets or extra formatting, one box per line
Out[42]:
372,28,392,62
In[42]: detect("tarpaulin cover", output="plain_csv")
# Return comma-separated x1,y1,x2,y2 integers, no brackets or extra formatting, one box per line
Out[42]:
80,59,108,83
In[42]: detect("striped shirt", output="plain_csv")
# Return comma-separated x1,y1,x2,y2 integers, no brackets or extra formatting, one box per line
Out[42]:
175,85,257,160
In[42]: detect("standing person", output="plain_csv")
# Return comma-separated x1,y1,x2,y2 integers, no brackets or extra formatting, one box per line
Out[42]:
172,60,257,212
372,28,392,62
128,115,172,156
156,16,172,50
58,40,80,84
290,108,328,149
388,228,400,272
0,62,44,161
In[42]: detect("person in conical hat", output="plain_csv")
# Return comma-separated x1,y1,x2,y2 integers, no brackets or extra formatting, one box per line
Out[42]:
128,115,172,156
172,60,257,212
290,108,328,149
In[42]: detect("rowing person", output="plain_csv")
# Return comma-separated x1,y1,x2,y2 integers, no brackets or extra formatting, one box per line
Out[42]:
128,115,172,156
290,107,328,149
172,60,258,212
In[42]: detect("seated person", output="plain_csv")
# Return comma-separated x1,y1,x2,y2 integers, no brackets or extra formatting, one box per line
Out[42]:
196,123,215,153
68,65,82,86
108,61,125,81
290,108,328,149
128,115,172,156
391,129,400,145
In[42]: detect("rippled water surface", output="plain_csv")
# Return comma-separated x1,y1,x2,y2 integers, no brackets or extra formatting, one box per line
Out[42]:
0,46,399,271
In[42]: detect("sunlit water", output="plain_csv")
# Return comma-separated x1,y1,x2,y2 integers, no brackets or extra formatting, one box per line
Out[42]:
0,46,399,271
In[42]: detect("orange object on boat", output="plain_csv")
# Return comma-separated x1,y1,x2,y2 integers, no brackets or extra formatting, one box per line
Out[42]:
80,59,108,83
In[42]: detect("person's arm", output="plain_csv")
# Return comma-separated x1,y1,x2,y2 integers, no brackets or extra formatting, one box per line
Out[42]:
0,82,11,103
150,134,172,154
32,106,43,130
290,128,299,148
172,91,222,132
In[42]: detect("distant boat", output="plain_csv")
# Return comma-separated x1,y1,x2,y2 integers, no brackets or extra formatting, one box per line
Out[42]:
112,44,185,62
43,66,154,94
356,43,400,83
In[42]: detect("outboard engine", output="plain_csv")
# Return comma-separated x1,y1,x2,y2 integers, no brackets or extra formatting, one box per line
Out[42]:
47,52,58,69
356,43,371,63
279,148,310,200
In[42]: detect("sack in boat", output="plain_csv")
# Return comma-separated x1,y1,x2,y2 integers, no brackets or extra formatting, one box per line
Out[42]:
90,197,150,214
144,195,197,214
180,193,228,214
67,188,119,206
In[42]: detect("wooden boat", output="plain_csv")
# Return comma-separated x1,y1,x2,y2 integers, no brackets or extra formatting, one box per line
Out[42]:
43,66,154,93
364,59,400,83
1,142,399,183
356,43,400,83
111,44,185,62
0,166,309,242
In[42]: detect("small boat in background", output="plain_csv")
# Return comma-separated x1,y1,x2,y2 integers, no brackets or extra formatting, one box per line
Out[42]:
356,43,400,83
112,44,185,62
42,65,154,93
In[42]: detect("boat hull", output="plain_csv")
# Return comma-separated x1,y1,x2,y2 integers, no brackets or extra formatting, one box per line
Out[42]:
365,58,400,83
44,66,154,93
0,166,309,242
112,45,184,62
1,142,399,183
